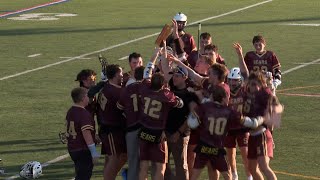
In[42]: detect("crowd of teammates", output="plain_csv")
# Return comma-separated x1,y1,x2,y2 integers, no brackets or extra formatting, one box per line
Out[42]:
63,12,283,180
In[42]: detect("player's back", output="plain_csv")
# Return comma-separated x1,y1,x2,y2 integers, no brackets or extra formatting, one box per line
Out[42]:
117,81,143,128
197,102,240,148
98,82,125,127
139,86,180,130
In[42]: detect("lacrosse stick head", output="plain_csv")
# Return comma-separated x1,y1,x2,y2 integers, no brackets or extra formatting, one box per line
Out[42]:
264,96,284,128
98,54,108,75
59,132,67,144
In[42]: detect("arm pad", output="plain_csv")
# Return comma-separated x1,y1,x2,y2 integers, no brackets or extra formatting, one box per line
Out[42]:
242,116,264,129
143,62,155,79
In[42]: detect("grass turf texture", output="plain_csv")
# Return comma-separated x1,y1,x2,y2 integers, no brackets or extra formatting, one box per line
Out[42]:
0,0,320,179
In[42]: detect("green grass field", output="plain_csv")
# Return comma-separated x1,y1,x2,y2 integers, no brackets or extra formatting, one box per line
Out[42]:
0,0,320,179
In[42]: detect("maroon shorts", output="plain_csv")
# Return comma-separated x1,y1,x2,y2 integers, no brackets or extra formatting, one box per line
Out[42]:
139,140,168,163
247,129,273,159
188,129,200,145
193,153,229,172
224,132,249,148
100,131,126,155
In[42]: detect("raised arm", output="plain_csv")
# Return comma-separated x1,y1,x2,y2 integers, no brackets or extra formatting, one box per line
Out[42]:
233,43,249,80
143,47,162,79
167,53,204,84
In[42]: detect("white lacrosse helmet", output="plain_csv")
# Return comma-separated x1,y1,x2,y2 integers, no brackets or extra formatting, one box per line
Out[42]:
228,67,242,80
20,161,42,179
173,12,187,22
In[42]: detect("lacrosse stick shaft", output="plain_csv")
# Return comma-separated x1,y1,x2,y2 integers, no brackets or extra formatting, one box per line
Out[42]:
198,23,201,53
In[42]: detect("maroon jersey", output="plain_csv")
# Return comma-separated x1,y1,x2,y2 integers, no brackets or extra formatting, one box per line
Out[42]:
180,33,197,55
243,87,273,117
216,53,225,65
167,33,197,56
229,86,246,113
139,86,182,130
98,82,126,127
228,86,248,131
244,51,280,75
193,102,241,148
66,106,95,152
117,81,142,128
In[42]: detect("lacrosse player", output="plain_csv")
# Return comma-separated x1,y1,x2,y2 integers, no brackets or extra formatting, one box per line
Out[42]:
66,87,99,180
244,35,282,92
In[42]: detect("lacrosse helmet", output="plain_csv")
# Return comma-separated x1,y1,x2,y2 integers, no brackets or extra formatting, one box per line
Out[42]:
173,12,187,22
20,161,42,179
228,67,243,90
173,12,187,31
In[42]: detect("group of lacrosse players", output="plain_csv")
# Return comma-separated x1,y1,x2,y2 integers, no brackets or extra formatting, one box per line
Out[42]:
63,12,283,180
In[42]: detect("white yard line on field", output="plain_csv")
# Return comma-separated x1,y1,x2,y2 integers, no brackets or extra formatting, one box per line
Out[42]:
0,0,272,81
282,58,320,75
5,154,70,180
118,55,129,61
27,53,41,58
59,56,92,60
282,23,320,27
293,62,320,65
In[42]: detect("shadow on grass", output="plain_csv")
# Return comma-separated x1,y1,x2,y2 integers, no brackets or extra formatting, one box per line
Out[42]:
1,16,319,36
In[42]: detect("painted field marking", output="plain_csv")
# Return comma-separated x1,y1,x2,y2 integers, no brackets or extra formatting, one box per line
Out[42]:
118,56,129,61
282,58,320,75
278,85,320,92
5,154,70,180
274,170,320,180
0,0,70,18
3,1,273,179
0,0,273,81
278,92,320,98
28,53,41,58
282,23,320,27
59,56,92,60
236,164,320,179
293,62,320,65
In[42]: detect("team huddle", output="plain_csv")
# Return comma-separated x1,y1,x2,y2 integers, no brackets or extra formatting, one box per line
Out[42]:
64,12,283,180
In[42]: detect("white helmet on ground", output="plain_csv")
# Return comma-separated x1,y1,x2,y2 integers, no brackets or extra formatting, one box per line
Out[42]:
20,161,42,179
173,12,187,22
228,67,242,80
